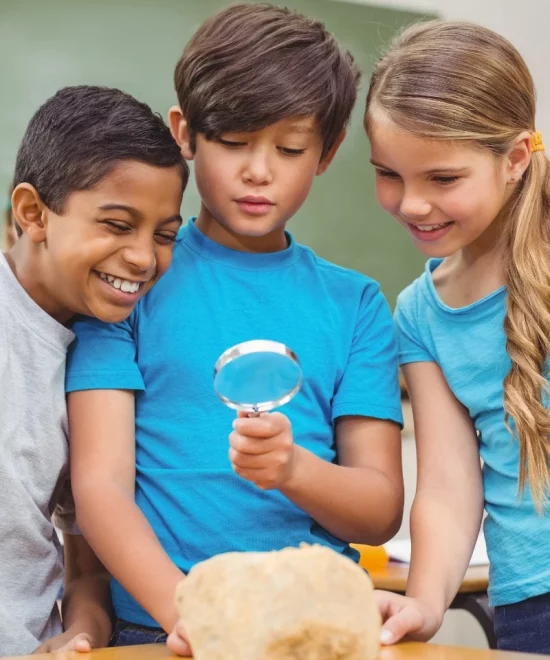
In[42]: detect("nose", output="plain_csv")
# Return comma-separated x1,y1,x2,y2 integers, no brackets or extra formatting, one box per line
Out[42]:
121,234,157,275
399,187,432,220
242,147,273,185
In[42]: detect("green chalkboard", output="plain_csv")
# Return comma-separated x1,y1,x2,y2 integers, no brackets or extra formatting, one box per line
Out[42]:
0,0,429,305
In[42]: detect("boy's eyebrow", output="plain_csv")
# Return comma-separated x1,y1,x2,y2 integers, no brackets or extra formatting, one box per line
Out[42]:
370,159,393,170
99,204,183,224
288,124,316,134
99,203,142,218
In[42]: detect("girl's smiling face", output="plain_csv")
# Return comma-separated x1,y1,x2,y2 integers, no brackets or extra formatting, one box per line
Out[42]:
368,112,512,258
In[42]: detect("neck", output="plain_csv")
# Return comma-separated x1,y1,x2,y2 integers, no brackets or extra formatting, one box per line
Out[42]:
195,205,288,253
5,240,73,324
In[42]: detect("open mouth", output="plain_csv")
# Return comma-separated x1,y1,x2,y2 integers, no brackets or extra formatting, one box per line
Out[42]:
97,271,143,294
410,221,453,233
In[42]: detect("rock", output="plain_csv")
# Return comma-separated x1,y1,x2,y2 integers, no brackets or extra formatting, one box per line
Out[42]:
174,544,380,659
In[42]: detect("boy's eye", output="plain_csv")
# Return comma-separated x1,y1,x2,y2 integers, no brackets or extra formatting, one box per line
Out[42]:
102,220,131,232
432,175,459,185
375,168,400,179
278,147,306,156
218,138,246,148
155,232,177,245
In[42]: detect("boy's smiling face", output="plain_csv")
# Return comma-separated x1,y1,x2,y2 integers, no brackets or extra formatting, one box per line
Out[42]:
13,160,183,323
171,112,342,251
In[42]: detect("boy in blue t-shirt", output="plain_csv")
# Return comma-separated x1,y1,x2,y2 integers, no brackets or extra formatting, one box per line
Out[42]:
65,4,404,652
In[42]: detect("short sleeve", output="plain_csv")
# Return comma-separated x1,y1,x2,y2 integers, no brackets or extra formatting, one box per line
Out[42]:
394,289,436,365
332,285,403,426
66,313,145,393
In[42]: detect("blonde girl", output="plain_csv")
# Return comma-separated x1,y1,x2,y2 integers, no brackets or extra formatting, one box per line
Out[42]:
365,21,550,653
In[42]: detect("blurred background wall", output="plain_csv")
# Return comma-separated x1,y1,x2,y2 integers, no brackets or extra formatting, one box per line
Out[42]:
0,0,429,304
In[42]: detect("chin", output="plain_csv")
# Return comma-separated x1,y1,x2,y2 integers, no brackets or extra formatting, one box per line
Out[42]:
411,240,458,259
225,216,284,237
88,305,135,324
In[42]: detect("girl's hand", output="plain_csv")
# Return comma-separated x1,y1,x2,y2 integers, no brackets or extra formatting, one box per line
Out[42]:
375,590,443,645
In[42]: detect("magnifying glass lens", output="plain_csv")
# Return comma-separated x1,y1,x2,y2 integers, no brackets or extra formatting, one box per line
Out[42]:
213,340,302,413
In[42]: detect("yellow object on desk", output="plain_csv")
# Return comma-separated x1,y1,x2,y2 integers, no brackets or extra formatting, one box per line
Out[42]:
351,543,389,571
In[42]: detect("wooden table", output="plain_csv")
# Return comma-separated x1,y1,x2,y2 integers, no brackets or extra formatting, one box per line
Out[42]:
7,641,549,660
370,562,495,649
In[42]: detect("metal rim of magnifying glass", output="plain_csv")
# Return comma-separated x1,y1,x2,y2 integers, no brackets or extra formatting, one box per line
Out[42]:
213,339,303,413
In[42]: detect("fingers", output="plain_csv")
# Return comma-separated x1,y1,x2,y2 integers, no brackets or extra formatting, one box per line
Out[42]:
380,606,425,645
167,621,192,657
229,430,287,455
73,634,93,653
53,633,92,653
375,589,404,620
229,412,295,489
233,412,290,439
374,591,427,646
229,446,290,469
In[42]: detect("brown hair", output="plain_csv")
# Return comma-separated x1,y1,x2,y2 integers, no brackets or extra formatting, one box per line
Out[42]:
365,20,550,509
174,3,360,157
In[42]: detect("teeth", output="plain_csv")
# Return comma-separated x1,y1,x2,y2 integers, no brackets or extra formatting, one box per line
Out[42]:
416,223,448,232
98,272,140,294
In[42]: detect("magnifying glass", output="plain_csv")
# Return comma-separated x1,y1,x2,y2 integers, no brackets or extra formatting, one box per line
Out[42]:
213,339,302,414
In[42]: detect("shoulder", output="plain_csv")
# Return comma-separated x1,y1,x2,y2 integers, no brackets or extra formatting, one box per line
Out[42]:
294,243,381,297
395,264,432,320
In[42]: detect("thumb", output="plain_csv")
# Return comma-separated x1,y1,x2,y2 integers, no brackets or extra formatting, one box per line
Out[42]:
167,621,192,657
380,607,422,646
66,633,93,653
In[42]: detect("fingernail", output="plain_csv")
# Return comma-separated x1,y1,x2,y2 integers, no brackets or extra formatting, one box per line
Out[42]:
232,420,238,429
380,630,394,645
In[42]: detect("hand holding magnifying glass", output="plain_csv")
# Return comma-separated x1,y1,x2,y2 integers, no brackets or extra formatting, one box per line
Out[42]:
213,340,303,490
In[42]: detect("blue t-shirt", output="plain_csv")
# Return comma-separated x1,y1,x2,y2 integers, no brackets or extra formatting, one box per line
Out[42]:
66,219,403,626
395,259,550,607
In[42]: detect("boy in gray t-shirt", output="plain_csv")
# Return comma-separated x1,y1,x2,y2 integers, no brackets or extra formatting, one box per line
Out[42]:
1,85,188,656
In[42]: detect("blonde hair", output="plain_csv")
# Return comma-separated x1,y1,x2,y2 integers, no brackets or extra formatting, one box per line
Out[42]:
365,20,550,509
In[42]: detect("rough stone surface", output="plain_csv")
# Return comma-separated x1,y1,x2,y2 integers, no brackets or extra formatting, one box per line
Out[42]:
175,544,381,660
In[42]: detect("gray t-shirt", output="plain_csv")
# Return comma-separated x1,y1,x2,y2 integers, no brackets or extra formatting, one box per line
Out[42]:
0,252,75,655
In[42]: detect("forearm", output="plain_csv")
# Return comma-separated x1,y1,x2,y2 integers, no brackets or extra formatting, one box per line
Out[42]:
279,446,402,544
62,565,112,647
75,482,184,632
406,490,483,619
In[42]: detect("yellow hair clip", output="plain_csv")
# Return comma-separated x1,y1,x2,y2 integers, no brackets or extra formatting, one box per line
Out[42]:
531,131,544,153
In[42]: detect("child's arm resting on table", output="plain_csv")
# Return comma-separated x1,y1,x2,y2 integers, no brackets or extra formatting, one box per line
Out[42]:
376,361,484,645
33,535,112,652
68,389,187,638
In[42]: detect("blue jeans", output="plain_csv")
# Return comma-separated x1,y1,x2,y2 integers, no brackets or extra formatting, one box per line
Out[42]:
110,619,167,647
494,591,550,654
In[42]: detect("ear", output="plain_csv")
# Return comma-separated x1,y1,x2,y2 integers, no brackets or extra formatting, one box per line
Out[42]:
316,129,347,176
168,106,194,161
506,131,532,184
11,184,48,244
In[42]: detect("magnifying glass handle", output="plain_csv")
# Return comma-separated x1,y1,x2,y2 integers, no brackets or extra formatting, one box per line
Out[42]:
247,407,261,418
